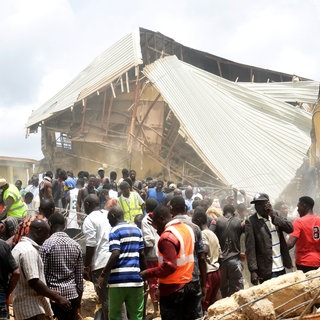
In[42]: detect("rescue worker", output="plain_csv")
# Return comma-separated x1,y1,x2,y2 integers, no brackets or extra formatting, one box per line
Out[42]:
140,205,195,320
117,181,145,223
0,178,27,220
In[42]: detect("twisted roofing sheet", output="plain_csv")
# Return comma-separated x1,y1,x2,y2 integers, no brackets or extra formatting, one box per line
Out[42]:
238,81,319,104
143,56,314,199
26,28,318,199
27,29,142,127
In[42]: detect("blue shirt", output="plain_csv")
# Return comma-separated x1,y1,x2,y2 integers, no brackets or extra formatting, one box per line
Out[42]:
64,177,77,190
147,187,166,206
108,222,144,287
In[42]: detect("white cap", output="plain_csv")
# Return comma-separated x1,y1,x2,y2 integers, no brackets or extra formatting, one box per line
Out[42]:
0,178,7,187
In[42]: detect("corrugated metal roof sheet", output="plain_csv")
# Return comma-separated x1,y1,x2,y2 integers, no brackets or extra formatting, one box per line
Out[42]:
238,81,319,104
26,29,143,128
143,56,313,199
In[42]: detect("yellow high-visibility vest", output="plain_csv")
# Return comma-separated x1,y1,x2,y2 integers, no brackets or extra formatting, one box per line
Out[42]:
118,192,143,223
3,184,27,218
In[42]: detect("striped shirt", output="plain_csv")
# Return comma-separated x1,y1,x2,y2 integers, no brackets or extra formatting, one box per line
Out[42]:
258,214,284,272
12,237,53,320
40,232,84,300
108,222,144,287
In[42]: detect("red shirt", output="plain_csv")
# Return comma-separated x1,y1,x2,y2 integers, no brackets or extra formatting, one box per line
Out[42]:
291,214,320,267
144,229,185,296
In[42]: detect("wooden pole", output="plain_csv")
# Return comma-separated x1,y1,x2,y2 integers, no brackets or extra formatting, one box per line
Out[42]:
127,69,140,154
80,99,87,133
136,93,161,138
105,94,114,136
217,61,223,77
100,89,107,128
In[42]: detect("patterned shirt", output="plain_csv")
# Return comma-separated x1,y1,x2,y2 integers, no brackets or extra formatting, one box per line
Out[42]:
40,232,84,300
12,214,47,246
12,237,53,320
108,222,144,287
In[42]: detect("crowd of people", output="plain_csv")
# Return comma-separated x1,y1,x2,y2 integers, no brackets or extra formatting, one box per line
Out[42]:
0,166,320,320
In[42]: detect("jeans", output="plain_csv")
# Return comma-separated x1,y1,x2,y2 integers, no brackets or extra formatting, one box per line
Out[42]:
0,292,8,320
0,301,8,320
220,256,243,298
271,269,286,278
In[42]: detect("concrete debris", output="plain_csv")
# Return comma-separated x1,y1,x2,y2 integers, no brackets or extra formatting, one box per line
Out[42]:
81,280,98,318
79,270,320,319
207,269,320,319
207,296,245,320
243,299,275,320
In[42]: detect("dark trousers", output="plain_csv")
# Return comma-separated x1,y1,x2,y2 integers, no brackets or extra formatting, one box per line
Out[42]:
0,301,8,320
92,268,109,320
51,298,79,320
271,269,286,278
220,257,243,298
160,281,202,320
260,268,286,284
296,264,319,273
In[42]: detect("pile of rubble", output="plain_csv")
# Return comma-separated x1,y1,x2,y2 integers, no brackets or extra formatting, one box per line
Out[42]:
206,269,320,320
80,269,320,319
81,280,97,320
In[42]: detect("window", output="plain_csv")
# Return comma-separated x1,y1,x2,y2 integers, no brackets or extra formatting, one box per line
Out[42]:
55,133,72,150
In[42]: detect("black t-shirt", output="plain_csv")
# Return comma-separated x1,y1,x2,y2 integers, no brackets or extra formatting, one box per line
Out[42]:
210,215,244,261
0,239,18,295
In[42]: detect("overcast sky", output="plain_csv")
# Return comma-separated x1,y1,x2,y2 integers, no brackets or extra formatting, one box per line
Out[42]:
1,0,320,160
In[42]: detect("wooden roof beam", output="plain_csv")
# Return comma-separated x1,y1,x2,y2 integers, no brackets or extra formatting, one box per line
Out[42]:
217,61,223,78
136,93,161,137
100,89,107,128
80,99,87,133
166,132,180,160
105,94,114,136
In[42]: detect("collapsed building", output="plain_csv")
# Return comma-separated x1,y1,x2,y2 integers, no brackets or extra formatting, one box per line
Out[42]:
26,27,320,200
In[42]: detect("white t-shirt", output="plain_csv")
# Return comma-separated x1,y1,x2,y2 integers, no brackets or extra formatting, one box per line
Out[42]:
141,214,159,261
67,188,80,229
201,229,220,272
82,209,112,271
108,189,118,199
